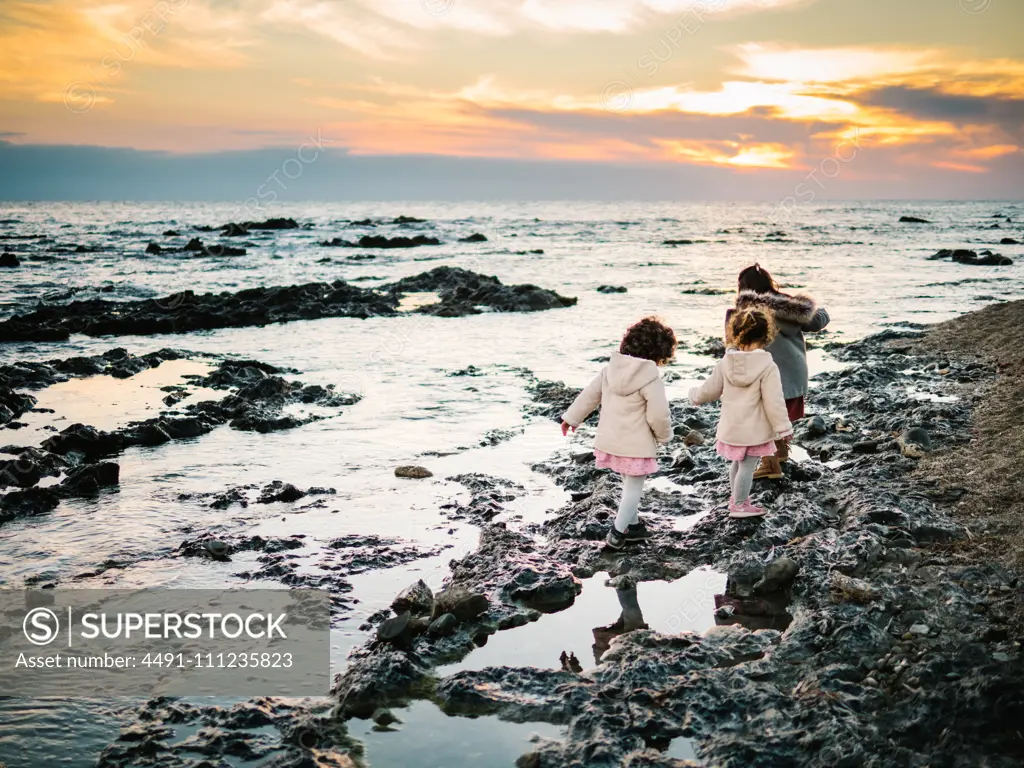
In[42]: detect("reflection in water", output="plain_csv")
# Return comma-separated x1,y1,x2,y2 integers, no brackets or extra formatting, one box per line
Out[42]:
591,581,649,664
442,568,726,675
355,700,564,768
713,574,793,632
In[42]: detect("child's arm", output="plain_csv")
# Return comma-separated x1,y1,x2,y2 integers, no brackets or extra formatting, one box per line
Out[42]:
761,365,794,438
641,378,672,444
802,307,830,333
688,361,725,405
561,372,603,429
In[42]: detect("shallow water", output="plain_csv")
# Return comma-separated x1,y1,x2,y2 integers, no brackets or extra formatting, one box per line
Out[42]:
353,700,565,768
0,200,1020,766
443,568,727,674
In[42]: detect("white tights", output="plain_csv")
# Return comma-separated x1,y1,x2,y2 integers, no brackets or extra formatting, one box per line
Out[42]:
613,474,646,533
729,455,760,504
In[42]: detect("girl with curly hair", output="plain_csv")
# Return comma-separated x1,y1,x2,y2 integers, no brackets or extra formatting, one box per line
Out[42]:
561,317,676,549
689,306,793,519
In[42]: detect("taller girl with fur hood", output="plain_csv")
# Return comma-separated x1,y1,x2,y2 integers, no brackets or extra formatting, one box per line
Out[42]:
726,264,830,480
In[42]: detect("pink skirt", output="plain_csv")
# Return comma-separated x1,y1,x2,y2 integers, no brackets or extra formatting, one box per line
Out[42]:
595,449,658,477
715,440,777,461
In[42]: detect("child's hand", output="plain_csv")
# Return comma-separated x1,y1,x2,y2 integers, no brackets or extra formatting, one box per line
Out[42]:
561,421,576,436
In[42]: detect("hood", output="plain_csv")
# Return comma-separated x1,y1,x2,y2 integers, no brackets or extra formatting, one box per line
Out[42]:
606,352,660,395
735,290,816,324
722,349,775,387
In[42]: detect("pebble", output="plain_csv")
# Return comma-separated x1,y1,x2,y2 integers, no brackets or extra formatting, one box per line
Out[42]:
909,624,930,636
394,465,433,479
993,652,1012,662
683,429,705,447
863,677,878,687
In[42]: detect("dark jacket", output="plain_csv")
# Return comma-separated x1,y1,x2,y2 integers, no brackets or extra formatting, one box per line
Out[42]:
725,290,830,400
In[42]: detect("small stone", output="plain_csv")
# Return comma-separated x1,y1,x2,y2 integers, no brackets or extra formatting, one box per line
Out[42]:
671,447,694,470
993,652,1012,662
395,465,433,479
427,613,457,637
802,415,827,438
203,539,229,559
899,427,932,458
683,429,705,447
376,611,411,643
830,572,879,603
596,285,627,294
392,579,434,616
372,708,401,727
863,677,878,687
909,623,930,636
432,586,488,621
902,632,914,641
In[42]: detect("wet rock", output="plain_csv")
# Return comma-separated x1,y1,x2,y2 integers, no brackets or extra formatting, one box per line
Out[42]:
371,707,400,727
42,423,124,459
427,612,458,637
753,557,799,595
395,465,433,479
386,267,577,316
221,222,249,236
458,233,488,242
0,252,20,267
376,611,412,644
203,539,230,559
597,285,627,294
257,481,307,504
144,242,162,254
162,229,180,236
829,572,880,603
899,427,932,458
928,248,1013,266
803,414,828,438
683,429,705,447
900,215,931,223
392,579,434,616
60,462,120,496
852,440,879,454
663,238,694,245
432,586,489,621
245,217,299,230
393,215,426,224
696,336,726,358
331,235,440,249
1000,237,1020,245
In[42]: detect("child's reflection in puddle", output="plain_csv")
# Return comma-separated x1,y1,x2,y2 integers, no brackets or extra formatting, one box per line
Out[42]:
713,575,793,632
591,581,649,664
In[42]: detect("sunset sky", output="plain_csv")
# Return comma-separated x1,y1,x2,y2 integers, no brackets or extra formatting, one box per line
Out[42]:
1,0,1022,198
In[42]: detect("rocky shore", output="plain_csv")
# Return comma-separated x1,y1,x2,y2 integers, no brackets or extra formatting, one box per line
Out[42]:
12,301,1024,767
0,268,576,341
315,304,1021,767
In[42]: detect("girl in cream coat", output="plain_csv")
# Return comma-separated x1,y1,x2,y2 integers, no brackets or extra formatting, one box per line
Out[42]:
689,307,793,519
562,317,676,549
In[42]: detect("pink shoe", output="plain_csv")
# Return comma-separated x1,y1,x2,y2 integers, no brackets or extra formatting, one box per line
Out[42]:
728,498,766,519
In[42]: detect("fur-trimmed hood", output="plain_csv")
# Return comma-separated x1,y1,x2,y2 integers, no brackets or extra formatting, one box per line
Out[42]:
733,290,817,325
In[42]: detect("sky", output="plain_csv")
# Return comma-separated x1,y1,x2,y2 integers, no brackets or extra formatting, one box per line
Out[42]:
0,0,1022,199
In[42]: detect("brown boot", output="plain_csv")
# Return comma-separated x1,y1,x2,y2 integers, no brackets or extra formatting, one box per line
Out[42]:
752,455,783,480
774,439,790,463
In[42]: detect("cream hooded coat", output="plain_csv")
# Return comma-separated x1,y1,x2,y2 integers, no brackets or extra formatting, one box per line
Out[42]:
562,352,672,458
688,349,793,446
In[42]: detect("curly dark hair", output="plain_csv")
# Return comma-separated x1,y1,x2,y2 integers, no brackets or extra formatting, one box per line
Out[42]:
619,316,677,364
728,306,777,348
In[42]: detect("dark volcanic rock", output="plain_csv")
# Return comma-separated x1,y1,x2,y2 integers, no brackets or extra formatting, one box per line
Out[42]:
245,217,299,230
458,233,488,242
1000,237,1020,245
393,216,426,224
0,252,21,267
322,235,440,249
0,280,397,341
900,215,931,223
928,248,1013,266
385,266,577,316
597,285,627,293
